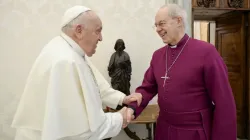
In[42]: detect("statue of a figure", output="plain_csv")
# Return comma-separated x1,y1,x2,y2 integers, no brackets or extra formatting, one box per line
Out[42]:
108,39,132,96
105,40,142,140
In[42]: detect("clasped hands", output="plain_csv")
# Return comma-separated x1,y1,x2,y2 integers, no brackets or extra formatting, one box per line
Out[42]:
118,93,142,128
118,107,135,128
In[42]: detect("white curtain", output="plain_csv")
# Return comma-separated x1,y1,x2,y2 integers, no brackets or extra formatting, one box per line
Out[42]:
165,0,192,36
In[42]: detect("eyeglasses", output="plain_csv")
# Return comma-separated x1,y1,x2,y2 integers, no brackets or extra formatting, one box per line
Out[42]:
153,21,167,30
155,22,167,28
153,17,178,30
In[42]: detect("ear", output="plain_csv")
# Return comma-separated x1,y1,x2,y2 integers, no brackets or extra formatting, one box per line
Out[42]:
75,24,85,39
176,17,182,27
75,24,83,34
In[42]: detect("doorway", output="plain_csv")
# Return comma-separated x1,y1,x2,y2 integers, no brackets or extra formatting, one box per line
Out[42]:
192,11,250,139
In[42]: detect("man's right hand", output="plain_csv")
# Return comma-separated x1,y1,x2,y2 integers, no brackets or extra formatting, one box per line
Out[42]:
126,108,134,123
118,107,134,128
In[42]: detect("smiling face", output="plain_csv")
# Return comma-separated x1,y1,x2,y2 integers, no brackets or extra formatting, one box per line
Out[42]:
74,11,103,57
154,8,183,45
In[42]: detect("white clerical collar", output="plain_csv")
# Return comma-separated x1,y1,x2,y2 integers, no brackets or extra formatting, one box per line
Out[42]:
60,32,86,57
169,45,177,48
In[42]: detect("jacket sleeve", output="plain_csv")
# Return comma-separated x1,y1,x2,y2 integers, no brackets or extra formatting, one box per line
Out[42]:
77,112,123,140
128,53,158,118
204,47,237,140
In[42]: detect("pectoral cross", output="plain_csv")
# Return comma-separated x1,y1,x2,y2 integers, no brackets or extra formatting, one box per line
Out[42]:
162,75,169,87
161,76,170,79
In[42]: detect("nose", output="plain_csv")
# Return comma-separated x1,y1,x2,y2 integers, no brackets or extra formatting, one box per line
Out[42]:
99,33,103,41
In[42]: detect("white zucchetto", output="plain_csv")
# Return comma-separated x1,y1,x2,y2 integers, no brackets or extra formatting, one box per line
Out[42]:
61,5,91,28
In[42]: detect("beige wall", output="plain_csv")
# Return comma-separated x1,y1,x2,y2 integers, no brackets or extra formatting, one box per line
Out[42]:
0,0,165,140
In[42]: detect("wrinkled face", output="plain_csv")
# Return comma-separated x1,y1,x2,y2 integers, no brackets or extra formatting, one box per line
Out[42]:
155,9,182,45
75,12,103,57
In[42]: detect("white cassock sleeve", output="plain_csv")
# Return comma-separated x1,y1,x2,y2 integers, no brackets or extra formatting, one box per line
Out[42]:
66,113,123,140
86,58,126,109
42,60,123,140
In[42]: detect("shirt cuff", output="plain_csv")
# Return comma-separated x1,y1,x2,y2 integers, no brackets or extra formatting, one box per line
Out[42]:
127,105,136,116
118,94,126,105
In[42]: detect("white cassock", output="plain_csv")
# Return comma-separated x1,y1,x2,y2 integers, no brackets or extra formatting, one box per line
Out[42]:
11,30,126,140
86,57,125,109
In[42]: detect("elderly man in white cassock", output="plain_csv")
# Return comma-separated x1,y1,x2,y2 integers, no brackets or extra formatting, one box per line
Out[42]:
11,5,142,140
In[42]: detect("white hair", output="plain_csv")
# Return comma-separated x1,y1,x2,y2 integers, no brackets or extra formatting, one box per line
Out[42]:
161,4,188,30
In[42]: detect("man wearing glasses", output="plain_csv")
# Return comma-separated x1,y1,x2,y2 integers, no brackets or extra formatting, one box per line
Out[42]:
127,3,237,140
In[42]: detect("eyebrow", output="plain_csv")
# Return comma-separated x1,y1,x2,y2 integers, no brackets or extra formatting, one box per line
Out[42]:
159,20,167,23
96,26,102,31
155,20,166,25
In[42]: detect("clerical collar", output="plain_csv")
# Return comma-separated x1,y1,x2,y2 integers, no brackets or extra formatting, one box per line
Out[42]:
168,34,189,48
60,32,86,58
169,45,177,48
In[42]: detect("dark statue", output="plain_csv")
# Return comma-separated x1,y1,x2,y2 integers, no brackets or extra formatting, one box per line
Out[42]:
105,39,140,140
104,39,155,140
108,39,132,98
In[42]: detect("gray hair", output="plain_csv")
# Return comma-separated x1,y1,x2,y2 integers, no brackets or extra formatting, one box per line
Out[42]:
161,4,187,30
61,11,91,33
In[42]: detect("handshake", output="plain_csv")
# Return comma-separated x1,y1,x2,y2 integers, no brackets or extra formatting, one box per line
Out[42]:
117,92,142,128
118,107,135,128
